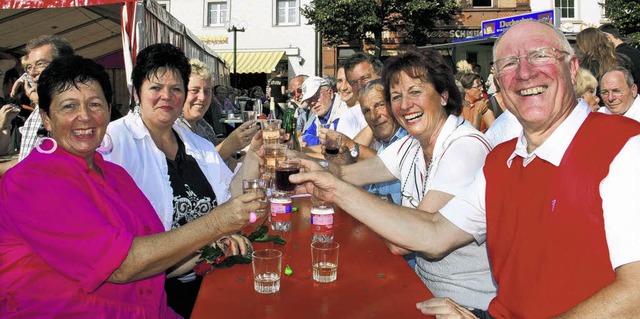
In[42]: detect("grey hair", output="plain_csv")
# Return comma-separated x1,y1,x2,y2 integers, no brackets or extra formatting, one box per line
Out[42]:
359,78,384,98
603,66,635,87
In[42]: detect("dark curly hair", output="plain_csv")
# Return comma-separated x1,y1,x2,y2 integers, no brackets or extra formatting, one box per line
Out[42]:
37,55,112,114
382,50,462,116
131,43,191,102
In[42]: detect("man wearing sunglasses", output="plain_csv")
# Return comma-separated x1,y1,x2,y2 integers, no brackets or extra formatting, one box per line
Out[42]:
289,74,315,136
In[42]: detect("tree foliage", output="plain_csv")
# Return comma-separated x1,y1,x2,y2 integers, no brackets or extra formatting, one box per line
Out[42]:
600,0,640,47
301,0,459,57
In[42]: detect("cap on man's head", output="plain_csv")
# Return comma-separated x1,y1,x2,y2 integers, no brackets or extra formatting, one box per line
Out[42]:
301,76,330,102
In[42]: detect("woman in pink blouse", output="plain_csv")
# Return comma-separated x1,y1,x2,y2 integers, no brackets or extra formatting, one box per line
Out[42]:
0,56,265,318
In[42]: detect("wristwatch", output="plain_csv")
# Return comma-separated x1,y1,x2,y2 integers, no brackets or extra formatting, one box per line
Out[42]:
349,143,360,158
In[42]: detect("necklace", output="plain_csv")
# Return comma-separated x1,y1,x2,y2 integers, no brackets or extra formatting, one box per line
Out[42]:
399,138,434,208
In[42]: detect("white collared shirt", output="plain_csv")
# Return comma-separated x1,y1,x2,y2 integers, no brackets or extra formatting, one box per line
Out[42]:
335,102,368,139
441,100,640,269
598,95,640,123
104,113,233,230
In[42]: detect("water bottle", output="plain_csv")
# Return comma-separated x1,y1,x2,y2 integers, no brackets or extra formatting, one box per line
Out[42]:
311,200,334,243
270,191,292,232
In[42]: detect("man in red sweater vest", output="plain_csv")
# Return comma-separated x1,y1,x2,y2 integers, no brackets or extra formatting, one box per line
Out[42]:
412,21,640,318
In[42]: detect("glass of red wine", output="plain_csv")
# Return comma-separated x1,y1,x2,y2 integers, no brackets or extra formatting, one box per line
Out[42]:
275,158,301,193
324,131,342,156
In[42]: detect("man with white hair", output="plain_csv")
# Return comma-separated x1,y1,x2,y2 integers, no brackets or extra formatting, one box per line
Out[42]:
598,66,640,122
300,76,348,146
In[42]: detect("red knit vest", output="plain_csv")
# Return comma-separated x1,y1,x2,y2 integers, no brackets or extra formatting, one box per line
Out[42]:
484,113,640,318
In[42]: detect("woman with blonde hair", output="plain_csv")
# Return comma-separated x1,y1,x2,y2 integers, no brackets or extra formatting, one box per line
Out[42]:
574,68,601,112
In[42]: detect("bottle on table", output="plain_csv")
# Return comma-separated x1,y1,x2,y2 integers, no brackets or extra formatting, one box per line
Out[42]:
269,97,277,119
283,101,301,151
270,191,292,232
311,199,334,243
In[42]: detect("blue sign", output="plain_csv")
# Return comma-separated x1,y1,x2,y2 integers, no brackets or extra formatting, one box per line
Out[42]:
481,10,557,37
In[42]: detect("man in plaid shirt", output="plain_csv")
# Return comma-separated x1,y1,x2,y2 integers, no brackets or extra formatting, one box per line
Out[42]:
0,35,73,175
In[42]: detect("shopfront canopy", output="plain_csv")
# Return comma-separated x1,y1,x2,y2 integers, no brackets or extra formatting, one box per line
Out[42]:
218,51,285,74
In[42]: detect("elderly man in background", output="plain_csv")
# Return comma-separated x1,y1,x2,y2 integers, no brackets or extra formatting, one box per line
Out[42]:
0,35,74,176
300,76,346,146
324,78,408,204
598,66,640,122
289,74,315,137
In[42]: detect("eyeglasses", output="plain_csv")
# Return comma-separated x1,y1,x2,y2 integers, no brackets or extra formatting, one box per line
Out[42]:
401,191,420,208
308,88,329,102
471,84,484,90
495,47,570,75
348,74,372,88
600,89,627,98
25,61,50,73
289,88,302,98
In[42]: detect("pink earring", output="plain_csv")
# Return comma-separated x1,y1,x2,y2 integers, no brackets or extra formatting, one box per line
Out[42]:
97,133,113,155
35,137,57,154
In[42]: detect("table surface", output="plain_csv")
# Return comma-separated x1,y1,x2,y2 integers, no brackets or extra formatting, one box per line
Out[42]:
192,196,435,319
0,152,18,163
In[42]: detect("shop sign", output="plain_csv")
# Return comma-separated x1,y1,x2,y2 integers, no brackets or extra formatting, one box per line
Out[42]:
482,10,557,37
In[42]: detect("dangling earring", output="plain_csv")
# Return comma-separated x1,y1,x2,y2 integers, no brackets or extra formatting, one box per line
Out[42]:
97,133,113,155
35,136,57,154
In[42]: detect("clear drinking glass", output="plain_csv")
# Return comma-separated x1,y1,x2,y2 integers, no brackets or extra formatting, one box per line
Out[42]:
252,249,282,294
311,241,339,283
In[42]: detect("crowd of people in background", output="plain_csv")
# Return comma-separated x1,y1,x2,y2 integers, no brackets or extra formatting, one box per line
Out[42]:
2,19,640,319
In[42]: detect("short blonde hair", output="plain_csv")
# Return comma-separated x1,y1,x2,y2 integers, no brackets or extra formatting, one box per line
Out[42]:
575,68,598,97
189,58,211,81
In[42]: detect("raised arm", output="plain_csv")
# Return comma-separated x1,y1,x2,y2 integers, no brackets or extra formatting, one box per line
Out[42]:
340,155,396,186
292,161,475,259
109,192,264,283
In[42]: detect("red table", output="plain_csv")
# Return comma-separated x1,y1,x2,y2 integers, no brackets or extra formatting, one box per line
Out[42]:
192,196,435,319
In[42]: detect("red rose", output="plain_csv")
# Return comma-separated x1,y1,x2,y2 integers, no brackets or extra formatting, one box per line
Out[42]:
193,260,213,276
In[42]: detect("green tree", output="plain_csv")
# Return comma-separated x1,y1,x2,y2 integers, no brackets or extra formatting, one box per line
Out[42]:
600,0,640,47
301,0,459,58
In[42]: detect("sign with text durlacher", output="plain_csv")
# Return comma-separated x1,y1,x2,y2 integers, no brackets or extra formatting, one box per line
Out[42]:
482,9,559,37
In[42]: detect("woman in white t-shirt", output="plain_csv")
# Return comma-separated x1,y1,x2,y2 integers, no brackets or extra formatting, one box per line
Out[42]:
293,50,497,314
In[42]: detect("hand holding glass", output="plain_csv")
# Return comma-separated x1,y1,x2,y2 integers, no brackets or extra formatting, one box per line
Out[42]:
317,123,331,137
260,119,282,144
324,131,342,156
275,158,300,193
242,179,268,213
262,143,287,176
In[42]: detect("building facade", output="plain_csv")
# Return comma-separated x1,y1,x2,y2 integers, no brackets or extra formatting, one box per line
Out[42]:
532,0,609,33
161,0,318,89
322,0,610,79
